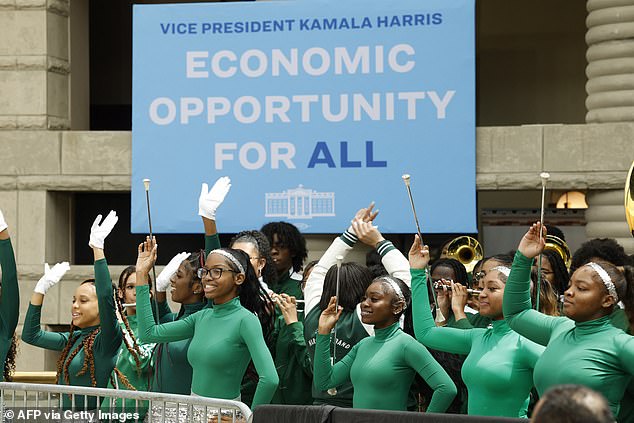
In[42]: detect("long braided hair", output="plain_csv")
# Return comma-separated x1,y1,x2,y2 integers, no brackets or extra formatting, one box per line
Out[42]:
110,266,151,389
541,250,569,297
55,279,101,387
3,334,17,381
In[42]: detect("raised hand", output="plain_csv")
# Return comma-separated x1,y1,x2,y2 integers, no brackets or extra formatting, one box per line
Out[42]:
156,252,190,292
518,221,546,259
34,262,70,295
353,220,385,248
0,209,7,233
198,176,231,220
318,296,342,335
136,236,157,276
408,234,430,269
351,202,379,225
88,210,118,249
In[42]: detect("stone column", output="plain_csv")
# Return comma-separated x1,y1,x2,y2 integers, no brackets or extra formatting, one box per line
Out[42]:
0,0,72,372
0,0,70,130
585,190,634,253
584,0,634,253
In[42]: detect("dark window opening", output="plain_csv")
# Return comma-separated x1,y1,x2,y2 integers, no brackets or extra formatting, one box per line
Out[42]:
74,192,234,265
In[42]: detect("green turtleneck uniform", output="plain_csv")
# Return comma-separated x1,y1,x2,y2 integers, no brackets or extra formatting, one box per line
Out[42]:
0,238,18,382
503,251,634,417
412,268,544,418
102,314,155,419
21,259,122,409
313,321,456,412
137,285,279,409
150,299,206,395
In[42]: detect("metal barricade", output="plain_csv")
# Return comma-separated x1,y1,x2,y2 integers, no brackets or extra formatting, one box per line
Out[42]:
0,382,251,423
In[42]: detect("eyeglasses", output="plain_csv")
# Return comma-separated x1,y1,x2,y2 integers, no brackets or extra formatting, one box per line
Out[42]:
196,267,237,280
473,271,486,283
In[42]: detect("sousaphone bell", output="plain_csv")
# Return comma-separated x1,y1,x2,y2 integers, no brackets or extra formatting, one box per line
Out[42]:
445,236,483,273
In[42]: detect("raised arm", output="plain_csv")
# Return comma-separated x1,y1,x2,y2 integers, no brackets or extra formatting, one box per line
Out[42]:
199,177,231,255
353,220,411,285
303,232,354,316
313,296,355,390
241,313,279,408
154,252,191,316
404,337,457,413
89,211,123,354
503,223,569,346
409,236,475,355
0,211,19,338
304,203,378,315
21,262,71,350
135,238,196,343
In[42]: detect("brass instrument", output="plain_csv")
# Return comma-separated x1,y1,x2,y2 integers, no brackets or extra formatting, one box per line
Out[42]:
432,280,481,297
445,236,483,273
544,234,571,270
626,160,634,237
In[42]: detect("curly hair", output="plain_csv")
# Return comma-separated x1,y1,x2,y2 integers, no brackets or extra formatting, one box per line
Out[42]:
260,221,308,273
3,333,17,381
570,238,628,275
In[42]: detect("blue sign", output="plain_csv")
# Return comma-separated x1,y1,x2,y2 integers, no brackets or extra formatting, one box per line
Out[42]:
132,0,476,234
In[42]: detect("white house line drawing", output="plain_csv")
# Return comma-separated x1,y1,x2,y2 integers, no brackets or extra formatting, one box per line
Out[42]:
265,185,335,219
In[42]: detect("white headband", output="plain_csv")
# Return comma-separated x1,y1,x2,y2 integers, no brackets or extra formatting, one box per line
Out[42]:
379,277,407,309
586,262,618,301
491,266,511,277
210,249,245,274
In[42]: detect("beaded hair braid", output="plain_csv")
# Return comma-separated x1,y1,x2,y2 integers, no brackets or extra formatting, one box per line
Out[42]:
3,334,17,381
56,326,101,387
114,290,142,373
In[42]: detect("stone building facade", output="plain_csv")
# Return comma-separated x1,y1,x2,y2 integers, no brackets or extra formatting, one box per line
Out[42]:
1,0,633,372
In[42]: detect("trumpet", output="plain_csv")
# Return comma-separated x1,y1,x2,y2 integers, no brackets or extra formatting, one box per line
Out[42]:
444,236,483,273
432,280,481,297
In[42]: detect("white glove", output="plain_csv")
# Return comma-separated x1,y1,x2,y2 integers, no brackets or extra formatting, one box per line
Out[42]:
0,209,7,233
35,262,70,295
198,177,231,220
157,252,191,292
88,210,118,249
